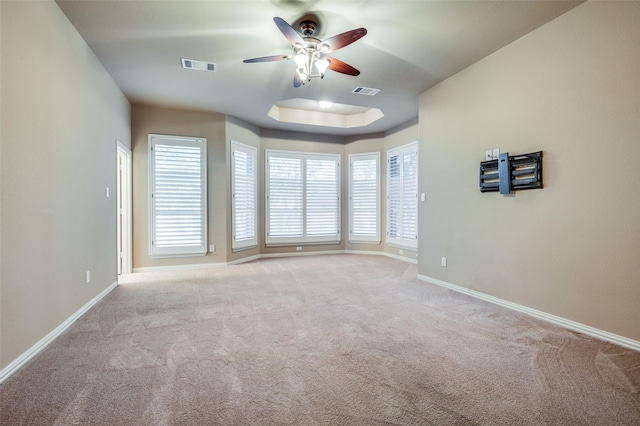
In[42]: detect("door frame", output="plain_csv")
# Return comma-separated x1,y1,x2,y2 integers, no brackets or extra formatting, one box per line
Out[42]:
117,141,133,275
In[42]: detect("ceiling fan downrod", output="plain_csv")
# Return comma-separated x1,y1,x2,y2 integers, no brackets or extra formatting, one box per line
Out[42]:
299,20,318,37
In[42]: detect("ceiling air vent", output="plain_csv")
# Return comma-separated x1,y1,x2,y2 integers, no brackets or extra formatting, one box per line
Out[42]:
352,86,380,96
181,58,216,72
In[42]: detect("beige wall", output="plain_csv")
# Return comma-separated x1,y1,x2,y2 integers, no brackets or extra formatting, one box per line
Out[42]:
1,1,131,368
418,2,640,341
131,104,227,269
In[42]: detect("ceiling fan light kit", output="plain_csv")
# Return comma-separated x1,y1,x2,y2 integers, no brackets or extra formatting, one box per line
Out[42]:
293,47,329,84
243,16,367,87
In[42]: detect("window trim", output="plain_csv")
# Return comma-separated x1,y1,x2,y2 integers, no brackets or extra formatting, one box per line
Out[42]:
231,141,258,251
148,134,207,257
265,149,341,246
349,152,381,244
386,141,418,250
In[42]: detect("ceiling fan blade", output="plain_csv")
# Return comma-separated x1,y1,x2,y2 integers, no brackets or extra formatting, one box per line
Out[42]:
321,28,367,52
326,57,360,76
274,17,304,46
243,54,291,63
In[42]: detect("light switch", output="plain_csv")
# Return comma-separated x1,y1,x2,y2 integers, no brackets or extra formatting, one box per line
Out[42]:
485,150,492,161
492,148,500,159
420,193,426,202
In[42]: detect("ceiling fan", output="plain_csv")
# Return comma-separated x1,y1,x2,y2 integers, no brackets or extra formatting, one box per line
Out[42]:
243,17,367,87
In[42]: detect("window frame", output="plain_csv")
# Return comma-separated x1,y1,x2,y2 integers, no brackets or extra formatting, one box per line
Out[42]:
231,141,258,251
265,149,341,246
349,152,381,244
386,141,418,250
148,134,207,257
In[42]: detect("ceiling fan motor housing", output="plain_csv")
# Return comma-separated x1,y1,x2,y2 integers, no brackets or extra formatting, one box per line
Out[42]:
299,20,318,37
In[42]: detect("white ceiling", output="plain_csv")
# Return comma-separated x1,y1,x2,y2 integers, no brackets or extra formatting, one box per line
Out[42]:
55,0,583,137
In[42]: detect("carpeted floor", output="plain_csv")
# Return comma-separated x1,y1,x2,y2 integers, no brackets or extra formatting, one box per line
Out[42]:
1,254,639,425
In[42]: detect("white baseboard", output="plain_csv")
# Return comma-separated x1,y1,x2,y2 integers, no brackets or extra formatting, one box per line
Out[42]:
226,254,261,265
133,262,227,273
133,249,417,272
259,250,345,259
380,251,418,264
344,250,385,257
0,281,119,385
417,274,640,353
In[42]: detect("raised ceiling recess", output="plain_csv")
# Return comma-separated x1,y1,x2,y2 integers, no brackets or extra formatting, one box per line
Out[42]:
268,98,383,129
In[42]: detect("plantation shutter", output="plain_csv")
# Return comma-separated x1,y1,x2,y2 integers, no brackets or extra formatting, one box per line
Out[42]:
349,153,380,243
266,150,340,245
231,141,257,250
306,158,339,236
386,142,418,249
149,135,207,256
402,150,418,241
388,153,401,241
267,154,304,240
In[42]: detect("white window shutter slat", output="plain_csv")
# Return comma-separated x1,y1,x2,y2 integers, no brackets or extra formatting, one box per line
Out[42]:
231,141,257,250
306,159,338,236
149,135,207,256
349,153,380,243
388,153,401,240
267,155,304,239
402,150,418,241
386,142,418,249
266,150,340,245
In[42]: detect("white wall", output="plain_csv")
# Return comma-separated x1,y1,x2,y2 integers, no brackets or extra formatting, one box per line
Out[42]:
1,0,131,368
418,1,640,341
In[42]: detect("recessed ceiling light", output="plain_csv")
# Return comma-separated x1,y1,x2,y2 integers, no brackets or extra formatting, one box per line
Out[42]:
318,101,333,109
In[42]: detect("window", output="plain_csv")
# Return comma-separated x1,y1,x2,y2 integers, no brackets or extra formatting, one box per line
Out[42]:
349,152,380,243
387,142,418,249
149,134,207,256
231,141,257,250
266,150,340,245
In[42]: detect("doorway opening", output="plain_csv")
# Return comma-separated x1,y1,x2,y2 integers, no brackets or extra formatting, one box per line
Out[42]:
117,142,132,275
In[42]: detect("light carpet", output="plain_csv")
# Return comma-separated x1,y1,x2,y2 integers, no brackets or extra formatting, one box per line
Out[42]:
1,254,639,425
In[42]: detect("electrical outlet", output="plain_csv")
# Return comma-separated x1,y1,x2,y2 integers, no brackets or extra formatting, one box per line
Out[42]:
492,148,500,159
441,257,447,267
296,246,302,251
86,271,91,283
105,187,110,198
209,244,215,252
